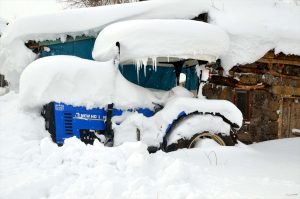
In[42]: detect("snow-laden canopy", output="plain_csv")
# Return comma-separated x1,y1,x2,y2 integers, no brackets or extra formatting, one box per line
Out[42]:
1,0,300,89
92,20,229,63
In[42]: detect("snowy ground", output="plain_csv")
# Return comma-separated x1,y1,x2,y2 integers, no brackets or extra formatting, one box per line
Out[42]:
0,92,299,199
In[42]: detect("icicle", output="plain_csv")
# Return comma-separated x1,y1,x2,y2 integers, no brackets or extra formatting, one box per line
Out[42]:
141,58,148,77
152,57,157,72
135,59,142,83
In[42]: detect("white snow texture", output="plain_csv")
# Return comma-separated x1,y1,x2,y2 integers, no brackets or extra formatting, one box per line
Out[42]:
0,93,299,199
1,0,300,88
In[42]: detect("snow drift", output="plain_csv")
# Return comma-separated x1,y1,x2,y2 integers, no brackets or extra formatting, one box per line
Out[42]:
0,92,299,199
19,56,168,110
0,17,7,36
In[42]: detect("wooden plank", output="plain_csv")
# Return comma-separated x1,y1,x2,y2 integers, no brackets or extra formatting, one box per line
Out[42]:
272,86,300,96
258,58,300,67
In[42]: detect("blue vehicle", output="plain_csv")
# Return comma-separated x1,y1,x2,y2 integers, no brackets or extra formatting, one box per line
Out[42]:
31,20,243,152
37,54,241,153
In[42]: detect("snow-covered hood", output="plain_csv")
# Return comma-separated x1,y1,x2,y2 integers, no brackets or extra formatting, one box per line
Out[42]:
19,56,193,110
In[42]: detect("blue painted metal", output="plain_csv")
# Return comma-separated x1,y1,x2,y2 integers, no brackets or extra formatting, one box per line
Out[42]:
40,38,96,60
120,65,176,90
53,102,106,145
38,38,198,91
53,102,154,145
165,111,187,135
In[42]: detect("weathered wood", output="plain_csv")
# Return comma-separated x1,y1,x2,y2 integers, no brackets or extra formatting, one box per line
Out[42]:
272,86,300,96
209,75,268,90
258,58,300,67
260,50,300,63
209,75,238,87
235,84,266,90
281,98,300,138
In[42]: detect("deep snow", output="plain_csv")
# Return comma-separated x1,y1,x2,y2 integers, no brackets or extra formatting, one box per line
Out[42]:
0,17,7,36
0,92,299,199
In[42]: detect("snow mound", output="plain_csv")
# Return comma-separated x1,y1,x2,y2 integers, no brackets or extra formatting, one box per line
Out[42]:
19,56,193,110
0,17,8,36
114,97,243,147
93,20,229,62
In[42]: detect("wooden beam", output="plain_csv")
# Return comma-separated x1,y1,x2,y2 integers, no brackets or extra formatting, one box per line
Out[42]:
272,86,300,96
258,58,300,67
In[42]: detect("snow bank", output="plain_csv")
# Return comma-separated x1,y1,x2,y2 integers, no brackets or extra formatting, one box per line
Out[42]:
0,40,37,90
0,17,8,36
93,20,229,63
1,93,300,199
19,56,170,110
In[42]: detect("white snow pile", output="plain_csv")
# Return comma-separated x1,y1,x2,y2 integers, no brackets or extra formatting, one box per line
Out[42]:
1,0,208,44
93,20,229,63
1,0,300,89
19,56,170,110
1,92,300,199
0,17,8,36
114,97,242,147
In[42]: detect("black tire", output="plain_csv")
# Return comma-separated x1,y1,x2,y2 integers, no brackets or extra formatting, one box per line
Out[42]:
163,113,237,152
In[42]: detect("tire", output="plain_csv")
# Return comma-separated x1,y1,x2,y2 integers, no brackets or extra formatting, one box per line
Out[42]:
165,131,226,152
188,131,226,148
164,113,236,152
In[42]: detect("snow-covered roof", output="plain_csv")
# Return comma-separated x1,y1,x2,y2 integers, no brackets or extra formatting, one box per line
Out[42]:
2,0,208,43
92,20,229,63
1,0,300,90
